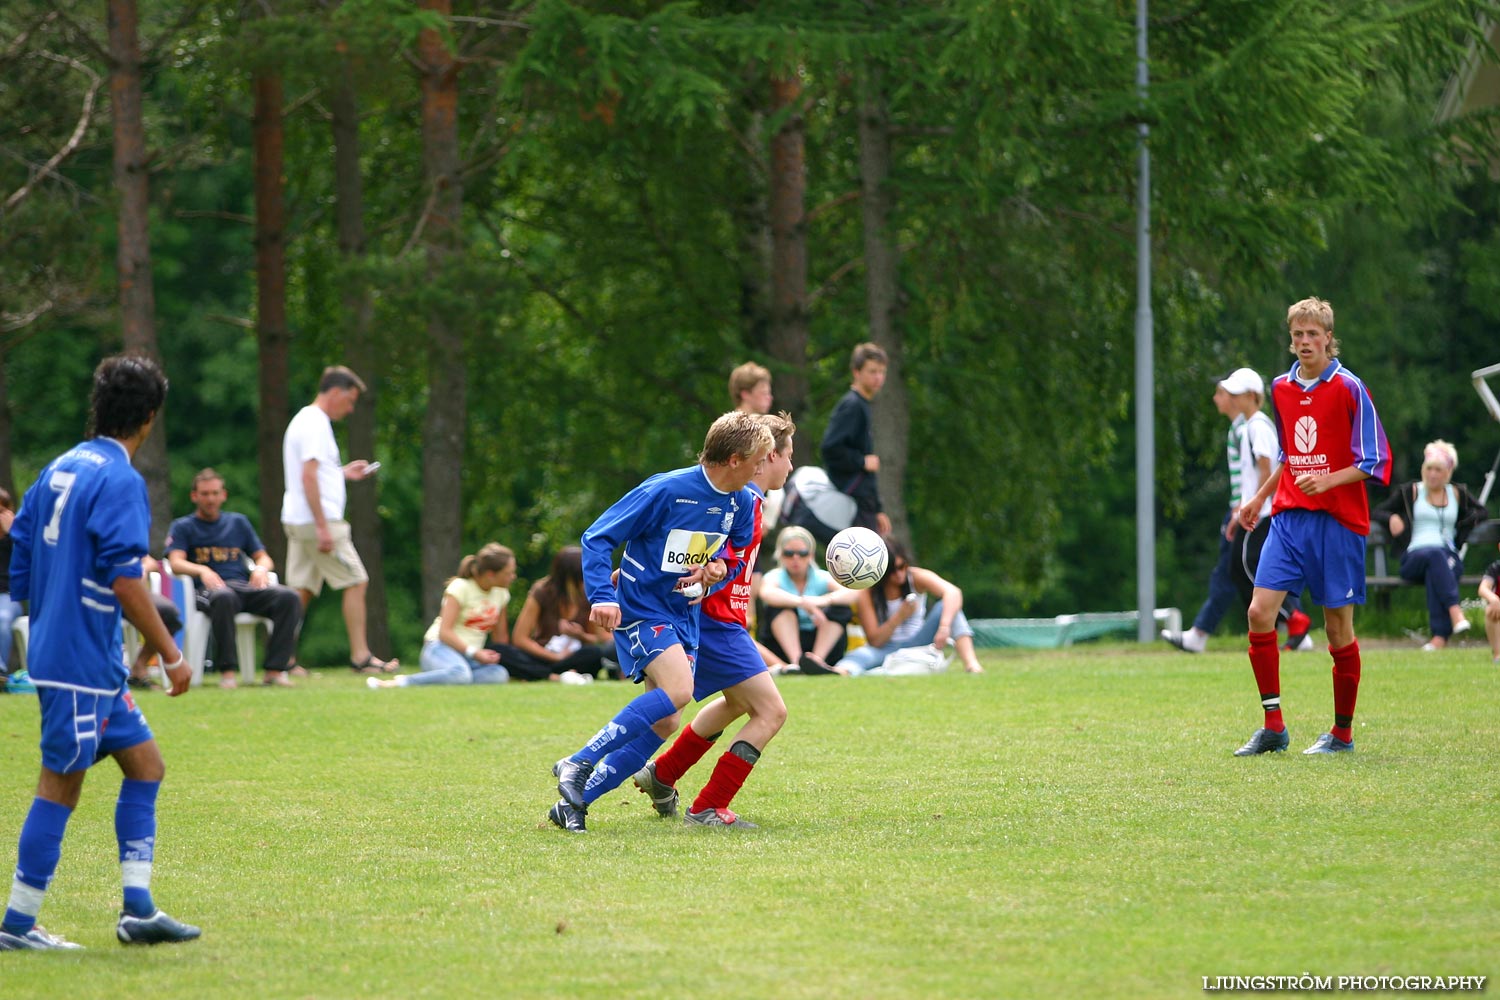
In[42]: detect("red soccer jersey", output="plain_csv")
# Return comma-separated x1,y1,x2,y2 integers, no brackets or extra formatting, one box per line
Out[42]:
1270,360,1391,535
701,485,764,628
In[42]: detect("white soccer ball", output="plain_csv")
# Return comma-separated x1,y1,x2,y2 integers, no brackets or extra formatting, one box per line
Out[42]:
824,526,889,590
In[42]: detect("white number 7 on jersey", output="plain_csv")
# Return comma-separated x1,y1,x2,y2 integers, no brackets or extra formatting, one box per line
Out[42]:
42,470,77,545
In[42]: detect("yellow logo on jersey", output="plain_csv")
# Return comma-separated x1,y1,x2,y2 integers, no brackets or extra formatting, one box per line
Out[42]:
660,529,728,571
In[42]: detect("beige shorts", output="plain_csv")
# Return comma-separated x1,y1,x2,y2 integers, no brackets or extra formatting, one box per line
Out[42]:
283,520,368,595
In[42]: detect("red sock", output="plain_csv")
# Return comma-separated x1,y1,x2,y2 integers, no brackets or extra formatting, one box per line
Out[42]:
1329,640,1361,744
691,751,754,814
653,725,714,788
1248,630,1284,731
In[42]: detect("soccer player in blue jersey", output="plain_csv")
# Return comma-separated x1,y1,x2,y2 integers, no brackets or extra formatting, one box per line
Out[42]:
1,356,201,951
632,411,795,829
548,411,773,833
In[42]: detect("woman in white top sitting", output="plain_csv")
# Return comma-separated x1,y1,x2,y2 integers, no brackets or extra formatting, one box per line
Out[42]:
369,543,517,687
841,538,984,675
756,526,859,674
1372,440,1488,650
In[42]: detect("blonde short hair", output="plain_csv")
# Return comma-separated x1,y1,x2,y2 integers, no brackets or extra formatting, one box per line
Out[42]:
775,525,817,559
1285,297,1340,359
1423,439,1458,472
699,410,773,466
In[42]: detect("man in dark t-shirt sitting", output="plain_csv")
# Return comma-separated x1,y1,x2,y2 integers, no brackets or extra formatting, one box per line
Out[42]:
164,469,302,688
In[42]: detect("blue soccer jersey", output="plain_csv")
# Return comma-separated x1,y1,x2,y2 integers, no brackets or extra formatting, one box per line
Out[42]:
582,465,757,646
9,438,150,695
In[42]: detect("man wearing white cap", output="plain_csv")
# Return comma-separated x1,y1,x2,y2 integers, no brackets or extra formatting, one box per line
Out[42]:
1164,367,1312,653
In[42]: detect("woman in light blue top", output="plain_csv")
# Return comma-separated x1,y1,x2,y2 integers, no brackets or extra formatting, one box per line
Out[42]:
841,538,985,675
757,526,858,674
1372,440,1488,650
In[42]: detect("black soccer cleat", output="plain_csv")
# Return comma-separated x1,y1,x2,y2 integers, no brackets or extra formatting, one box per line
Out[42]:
116,909,201,945
547,799,587,833
1233,727,1290,756
553,756,590,811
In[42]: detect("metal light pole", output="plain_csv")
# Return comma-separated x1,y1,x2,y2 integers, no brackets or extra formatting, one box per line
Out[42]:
1135,0,1156,641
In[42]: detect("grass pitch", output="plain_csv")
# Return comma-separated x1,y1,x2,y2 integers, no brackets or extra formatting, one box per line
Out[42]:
1,643,1496,999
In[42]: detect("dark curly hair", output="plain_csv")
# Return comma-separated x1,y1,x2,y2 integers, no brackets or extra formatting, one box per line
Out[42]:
88,354,167,440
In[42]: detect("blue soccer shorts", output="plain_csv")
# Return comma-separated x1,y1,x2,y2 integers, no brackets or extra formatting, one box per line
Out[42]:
1255,509,1368,609
693,618,768,702
614,620,695,684
36,685,154,774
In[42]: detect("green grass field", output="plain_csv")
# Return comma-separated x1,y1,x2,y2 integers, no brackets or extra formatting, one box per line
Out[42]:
1,644,1496,999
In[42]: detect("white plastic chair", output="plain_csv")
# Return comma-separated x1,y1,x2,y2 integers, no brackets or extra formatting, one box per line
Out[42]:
163,566,277,687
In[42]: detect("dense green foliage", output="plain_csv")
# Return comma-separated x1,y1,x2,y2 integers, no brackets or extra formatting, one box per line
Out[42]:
2,1,1498,658
1,645,1496,996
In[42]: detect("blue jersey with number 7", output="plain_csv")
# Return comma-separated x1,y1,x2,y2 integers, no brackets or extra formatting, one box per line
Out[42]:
9,438,151,695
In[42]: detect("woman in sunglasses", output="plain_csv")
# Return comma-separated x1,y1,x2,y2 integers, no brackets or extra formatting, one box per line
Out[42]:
756,525,859,674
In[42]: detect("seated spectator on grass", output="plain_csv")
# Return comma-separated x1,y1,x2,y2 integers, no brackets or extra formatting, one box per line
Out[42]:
756,526,857,675
369,544,516,688
841,538,985,676
490,546,614,684
1372,440,1488,651
165,469,304,689
1477,542,1500,666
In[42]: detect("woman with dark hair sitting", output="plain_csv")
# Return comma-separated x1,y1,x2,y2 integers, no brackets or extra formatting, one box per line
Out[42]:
841,538,985,676
491,546,615,683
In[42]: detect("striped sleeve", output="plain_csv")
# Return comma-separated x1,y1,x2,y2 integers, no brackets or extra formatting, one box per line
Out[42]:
1343,373,1391,485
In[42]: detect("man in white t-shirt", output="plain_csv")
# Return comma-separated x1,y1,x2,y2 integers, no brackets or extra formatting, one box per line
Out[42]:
281,365,397,674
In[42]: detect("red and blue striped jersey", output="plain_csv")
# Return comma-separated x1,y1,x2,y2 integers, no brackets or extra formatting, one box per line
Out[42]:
1270,359,1391,535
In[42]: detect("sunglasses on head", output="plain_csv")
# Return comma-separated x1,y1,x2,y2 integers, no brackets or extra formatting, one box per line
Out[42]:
781,549,810,558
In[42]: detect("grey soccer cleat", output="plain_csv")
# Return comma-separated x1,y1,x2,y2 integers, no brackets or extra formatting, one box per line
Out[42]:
1302,733,1354,755
1233,727,1290,756
116,909,201,945
0,925,83,950
632,761,680,818
683,807,758,830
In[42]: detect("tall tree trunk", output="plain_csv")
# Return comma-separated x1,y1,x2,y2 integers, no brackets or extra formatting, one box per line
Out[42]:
108,0,170,547
417,1,465,619
858,67,909,543
738,107,772,358
253,67,290,569
330,60,390,656
768,72,809,456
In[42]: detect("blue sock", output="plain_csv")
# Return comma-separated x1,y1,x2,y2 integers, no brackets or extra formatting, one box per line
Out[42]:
4,797,73,935
116,779,159,917
583,731,666,806
570,688,675,764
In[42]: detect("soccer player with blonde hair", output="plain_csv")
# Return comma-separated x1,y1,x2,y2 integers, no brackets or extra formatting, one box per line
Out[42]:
1233,298,1390,756
548,412,771,832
